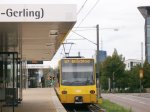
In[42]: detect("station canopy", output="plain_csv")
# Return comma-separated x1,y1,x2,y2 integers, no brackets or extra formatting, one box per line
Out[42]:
0,4,76,61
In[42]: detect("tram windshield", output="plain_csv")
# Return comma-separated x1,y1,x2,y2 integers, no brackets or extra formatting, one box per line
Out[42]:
61,59,95,86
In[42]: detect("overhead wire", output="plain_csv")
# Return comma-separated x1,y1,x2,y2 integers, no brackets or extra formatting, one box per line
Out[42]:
77,0,88,15
72,30,97,45
68,0,100,40
76,0,100,27
70,0,100,43
60,0,100,56
60,0,89,56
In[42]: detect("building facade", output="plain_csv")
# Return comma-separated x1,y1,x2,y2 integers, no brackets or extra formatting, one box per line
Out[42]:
99,50,107,62
94,50,107,63
125,59,141,70
138,6,150,63
0,4,76,110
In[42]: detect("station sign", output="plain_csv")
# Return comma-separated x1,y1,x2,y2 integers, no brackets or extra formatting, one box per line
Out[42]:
26,64,50,69
0,4,76,22
27,61,43,64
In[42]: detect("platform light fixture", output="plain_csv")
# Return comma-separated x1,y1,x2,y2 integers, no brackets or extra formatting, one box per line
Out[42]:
49,30,59,36
46,43,54,46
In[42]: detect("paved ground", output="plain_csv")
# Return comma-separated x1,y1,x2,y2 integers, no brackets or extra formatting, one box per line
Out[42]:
13,88,66,112
131,93,150,98
102,93,150,112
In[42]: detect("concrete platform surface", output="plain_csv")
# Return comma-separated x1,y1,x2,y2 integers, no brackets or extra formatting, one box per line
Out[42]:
15,88,66,112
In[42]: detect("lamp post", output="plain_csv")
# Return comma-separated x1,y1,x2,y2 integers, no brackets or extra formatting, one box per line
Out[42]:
96,24,118,98
96,24,101,98
140,42,144,95
72,25,118,98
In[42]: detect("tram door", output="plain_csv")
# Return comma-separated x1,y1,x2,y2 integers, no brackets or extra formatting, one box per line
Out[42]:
0,52,20,112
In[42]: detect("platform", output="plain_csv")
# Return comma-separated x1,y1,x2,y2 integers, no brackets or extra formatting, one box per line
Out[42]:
15,88,66,112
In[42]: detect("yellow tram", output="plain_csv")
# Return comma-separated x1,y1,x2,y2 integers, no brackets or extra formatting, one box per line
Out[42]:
55,57,97,104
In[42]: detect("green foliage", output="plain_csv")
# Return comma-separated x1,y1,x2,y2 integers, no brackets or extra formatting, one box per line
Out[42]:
100,49,125,90
126,65,141,92
143,62,150,88
125,61,150,92
100,99,132,112
100,48,150,92
42,67,55,87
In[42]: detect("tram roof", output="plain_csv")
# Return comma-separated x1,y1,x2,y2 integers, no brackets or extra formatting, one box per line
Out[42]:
0,4,76,61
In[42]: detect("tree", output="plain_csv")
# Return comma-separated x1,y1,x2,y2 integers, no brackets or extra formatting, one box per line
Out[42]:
123,61,150,92
42,67,54,87
126,65,141,92
143,62,150,88
100,49,125,91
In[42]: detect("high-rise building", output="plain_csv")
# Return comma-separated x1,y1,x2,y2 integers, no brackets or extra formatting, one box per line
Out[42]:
138,6,150,63
95,50,107,63
99,50,107,62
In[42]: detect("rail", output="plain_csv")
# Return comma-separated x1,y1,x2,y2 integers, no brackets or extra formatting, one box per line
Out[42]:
88,104,106,112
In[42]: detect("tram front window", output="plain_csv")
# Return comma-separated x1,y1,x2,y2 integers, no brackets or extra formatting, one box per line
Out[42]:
61,61,94,86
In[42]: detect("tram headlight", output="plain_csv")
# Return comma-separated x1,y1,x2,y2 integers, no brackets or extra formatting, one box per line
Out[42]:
62,90,67,94
90,90,95,94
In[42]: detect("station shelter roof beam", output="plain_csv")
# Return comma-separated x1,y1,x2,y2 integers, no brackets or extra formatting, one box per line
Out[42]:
0,4,76,61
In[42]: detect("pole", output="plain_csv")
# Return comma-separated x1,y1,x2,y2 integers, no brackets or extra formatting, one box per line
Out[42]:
140,78,141,95
140,42,143,95
112,72,115,93
96,24,101,98
108,78,111,92
141,42,143,67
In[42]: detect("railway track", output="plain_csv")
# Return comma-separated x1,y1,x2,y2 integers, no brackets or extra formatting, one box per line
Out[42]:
88,104,105,112
64,104,105,112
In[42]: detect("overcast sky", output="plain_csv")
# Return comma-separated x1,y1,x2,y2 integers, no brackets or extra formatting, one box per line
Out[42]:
51,0,150,68
1,0,150,68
